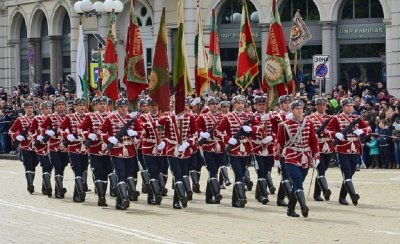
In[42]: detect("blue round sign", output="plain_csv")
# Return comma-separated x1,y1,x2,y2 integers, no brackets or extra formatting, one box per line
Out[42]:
315,64,328,77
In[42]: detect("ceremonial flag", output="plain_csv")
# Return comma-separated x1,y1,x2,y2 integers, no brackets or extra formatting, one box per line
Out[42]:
288,10,312,53
149,7,170,112
102,13,119,101
262,0,295,108
76,24,87,100
194,4,209,97
173,0,193,115
235,0,259,91
124,0,148,102
207,9,222,91
97,48,103,92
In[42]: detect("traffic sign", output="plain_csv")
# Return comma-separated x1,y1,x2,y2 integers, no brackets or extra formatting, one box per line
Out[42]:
312,55,330,79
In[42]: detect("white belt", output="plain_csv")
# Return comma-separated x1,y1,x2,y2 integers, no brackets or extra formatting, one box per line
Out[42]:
286,147,310,152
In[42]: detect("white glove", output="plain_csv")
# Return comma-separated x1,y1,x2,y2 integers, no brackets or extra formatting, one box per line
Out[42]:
67,134,76,142
353,129,364,136
16,135,25,141
178,141,190,152
228,137,238,145
190,97,201,106
274,160,281,168
286,113,293,120
88,133,97,141
176,114,184,120
157,141,166,150
45,130,55,137
261,136,273,144
129,111,139,118
313,159,320,168
200,132,211,139
37,135,44,141
108,136,118,145
260,113,269,121
127,129,138,137
242,125,252,132
335,132,344,141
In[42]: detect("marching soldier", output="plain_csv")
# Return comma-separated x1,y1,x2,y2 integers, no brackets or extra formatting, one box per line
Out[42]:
276,100,319,218
99,98,142,210
59,98,89,202
307,98,333,201
79,96,112,206
270,95,293,206
40,97,69,198
214,95,254,208
137,98,164,205
158,100,198,209
30,101,53,197
218,100,232,189
251,95,275,205
196,96,224,204
9,100,38,194
188,97,203,194
326,97,371,206
137,98,150,194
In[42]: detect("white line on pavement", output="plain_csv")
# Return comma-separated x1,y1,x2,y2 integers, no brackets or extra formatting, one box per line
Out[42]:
376,230,400,235
0,170,17,174
0,199,191,244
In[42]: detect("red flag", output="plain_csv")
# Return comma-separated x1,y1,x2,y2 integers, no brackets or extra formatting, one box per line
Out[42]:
149,7,170,112
123,0,148,102
208,9,222,91
262,0,295,108
102,13,119,101
235,0,259,91
194,5,209,97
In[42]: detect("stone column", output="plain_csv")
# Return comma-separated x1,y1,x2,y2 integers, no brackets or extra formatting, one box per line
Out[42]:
7,40,19,90
184,0,197,88
386,1,400,97
28,38,41,85
49,36,63,88
258,23,269,79
321,21,337,94
70,15,80,81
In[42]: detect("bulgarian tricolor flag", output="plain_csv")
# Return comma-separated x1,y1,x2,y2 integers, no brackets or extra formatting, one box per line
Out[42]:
173,0,193,115
76,24,87,100
102,13,119,101
207,9,222,91
123,0,148,102
194,4,209,97
235,0,259,91
149,7,170,112
262,0,295,108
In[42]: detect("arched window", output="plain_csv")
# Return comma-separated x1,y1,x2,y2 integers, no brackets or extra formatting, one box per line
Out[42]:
19,21,29,84
136,5,152,27
280,0,320,22
219,0,258,24
340,0,383,20
62,14,71,79
41,18,50,84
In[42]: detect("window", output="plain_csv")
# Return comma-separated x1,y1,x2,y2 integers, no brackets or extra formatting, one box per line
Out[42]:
136,3,151,27
220,0,258,24
62,14,71,75
280,0,320,22
20,21,29,83
340,43,385,59
339,0,383,20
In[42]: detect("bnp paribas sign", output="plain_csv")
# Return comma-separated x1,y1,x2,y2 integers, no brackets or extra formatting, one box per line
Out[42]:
337,23,385,39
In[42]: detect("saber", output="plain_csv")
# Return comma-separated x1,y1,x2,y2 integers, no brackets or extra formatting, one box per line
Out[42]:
307,164,316,197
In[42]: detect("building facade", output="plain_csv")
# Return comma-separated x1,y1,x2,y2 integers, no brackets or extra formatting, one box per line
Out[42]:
0,0,399,97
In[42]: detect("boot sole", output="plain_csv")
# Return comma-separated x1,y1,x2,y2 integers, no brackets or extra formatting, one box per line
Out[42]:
351,194,360,206
269,187,276,195
129,192,140,201
324,189,332,201
301,207,309,218
27,185,34,194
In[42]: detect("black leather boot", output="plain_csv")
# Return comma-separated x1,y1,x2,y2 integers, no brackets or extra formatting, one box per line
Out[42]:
220,166,232,187
82,170,90,192
232,182,247,208
141,170,150,194
116,182,130,210
25,171,35,194
182,175,193,201
313,179,323,201
256,179,269,205
205,180,215,204
173,189,182,209
126,177,140,201
219,171,226,189
243,168,253,191
266,172,276,195
108,173,118,197
317,176,332,201
210,177,222,203
295,190,309,218
287,191,300,217
42,172,52,197
158,173,168,196
190,171,201,193
73,177,86,202
339,182,349,205
344,179,360,206
95,181,107,206
175,181,188,208
54,175,67,199
149,179,162,205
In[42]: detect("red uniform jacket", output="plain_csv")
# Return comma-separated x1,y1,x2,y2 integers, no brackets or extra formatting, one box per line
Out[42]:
251,113,274,156
326,113,371,154
99,112,142,158
40,113,67,152
79,111,109,156
307,112,334,154
137,112,164,156
29,114,48,156
9,115,34,151
277,118,319,168
59,112,87,154
196,111,225,153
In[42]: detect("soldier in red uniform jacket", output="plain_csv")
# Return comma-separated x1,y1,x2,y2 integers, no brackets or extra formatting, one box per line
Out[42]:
40,97,69,198
79,96,112,206
217,101,232,189
214,95,254,208
136,98,150,194
306,98,333,202
9,100,38,194
276,100,319,218
326,97,371,206
99,98,142,210
29,101,53,197
158,100,198,209
59,98,89,203
196,97,224,204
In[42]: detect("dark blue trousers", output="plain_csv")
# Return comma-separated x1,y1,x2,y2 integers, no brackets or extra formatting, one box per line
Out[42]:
203,152,223,178
338,153,359,180
90,155,113,181
111,156,137,182
255,155,274,179
317,153,332,176
38,155,53,174
167,156,189,182
286,164,309,191
144,155,163,179
229,155,251,182
69,153,88,178
21,150,39,172
49,151,69,176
